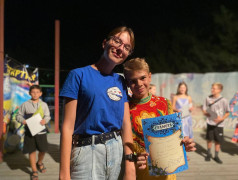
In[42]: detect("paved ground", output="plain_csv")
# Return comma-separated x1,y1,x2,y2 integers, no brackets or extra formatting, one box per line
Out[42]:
0,131,237,180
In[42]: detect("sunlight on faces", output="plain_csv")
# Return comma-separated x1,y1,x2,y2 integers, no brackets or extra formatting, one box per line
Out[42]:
103,32,132,65
126,70,151,99
30,89,42,101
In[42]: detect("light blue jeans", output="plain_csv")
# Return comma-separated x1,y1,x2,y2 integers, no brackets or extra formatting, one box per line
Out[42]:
70,134,123,180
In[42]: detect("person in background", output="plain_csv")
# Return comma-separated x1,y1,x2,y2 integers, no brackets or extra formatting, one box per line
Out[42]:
149,84,156,96
172,82,193,138
172,82,193,160
203,82,230,164
59,26,136,180
230,91,238,143
16,85,51,180
123,58,196,180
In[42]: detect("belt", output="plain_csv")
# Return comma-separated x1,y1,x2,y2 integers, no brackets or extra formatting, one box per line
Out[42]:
72,130,121,147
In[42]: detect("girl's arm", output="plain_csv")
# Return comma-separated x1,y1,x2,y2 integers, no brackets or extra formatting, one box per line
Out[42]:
59,98,77,180
172,96,179,112
188,96,193,112
122,102,136,180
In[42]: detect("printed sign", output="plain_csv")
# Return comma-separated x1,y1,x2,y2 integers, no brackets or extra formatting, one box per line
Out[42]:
142,113,188,176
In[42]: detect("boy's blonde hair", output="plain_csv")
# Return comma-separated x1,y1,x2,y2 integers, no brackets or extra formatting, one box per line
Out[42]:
212,82,223,91
123,58,150,76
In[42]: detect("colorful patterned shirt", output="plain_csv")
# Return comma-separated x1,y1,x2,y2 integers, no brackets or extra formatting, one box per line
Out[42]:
129,93,173,153
129,93,175,180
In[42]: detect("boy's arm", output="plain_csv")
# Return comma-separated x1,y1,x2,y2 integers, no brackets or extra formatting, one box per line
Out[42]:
202,98,210,117
42,102,51,124
203,109,210,117
122,102,136,180
59,98,77,180
16,104,26,124
214,112,230,124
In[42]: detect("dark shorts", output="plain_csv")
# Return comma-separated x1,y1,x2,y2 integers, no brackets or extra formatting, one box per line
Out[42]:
206,124,224,143
23,133,48,154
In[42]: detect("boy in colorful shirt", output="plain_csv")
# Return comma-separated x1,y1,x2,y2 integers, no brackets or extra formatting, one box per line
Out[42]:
123,58,196,180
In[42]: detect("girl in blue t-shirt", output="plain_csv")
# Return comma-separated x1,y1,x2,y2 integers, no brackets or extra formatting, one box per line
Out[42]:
59,26,136,180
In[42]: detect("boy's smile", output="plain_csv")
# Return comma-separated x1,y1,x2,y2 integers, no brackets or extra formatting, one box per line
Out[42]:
126,70,151,99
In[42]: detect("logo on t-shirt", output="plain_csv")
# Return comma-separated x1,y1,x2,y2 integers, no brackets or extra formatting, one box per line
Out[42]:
107,87,123,101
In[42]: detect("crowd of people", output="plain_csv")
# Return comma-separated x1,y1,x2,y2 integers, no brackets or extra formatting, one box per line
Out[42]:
15,26,237,180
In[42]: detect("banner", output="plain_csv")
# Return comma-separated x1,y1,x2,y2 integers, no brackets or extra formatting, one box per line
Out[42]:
151,72,238,130
3,57,38,152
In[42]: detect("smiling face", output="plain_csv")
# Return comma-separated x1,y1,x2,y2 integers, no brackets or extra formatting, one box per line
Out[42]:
103,32,132,66
125,70,151,99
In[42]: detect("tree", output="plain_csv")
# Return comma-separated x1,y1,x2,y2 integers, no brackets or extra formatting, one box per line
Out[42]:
142,5,238,73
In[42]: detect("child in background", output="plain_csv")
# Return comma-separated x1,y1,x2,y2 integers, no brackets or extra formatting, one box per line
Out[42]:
149,84,156,96
123,58,196,180
16,85,51,180
203,82,230,164
172,82,193,140
230,91,238,143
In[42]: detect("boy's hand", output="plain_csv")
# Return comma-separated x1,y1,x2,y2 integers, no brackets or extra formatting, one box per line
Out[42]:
204,112,210,117
40,119,46,125
136,152,149,170
182,136,196,152
214,116,223,124
23,120,27,125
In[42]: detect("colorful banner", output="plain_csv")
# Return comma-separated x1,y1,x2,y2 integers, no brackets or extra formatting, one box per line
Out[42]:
151,72,238,130
3,57,38,153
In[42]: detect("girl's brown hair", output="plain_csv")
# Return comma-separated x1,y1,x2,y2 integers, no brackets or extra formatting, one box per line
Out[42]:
176,81,188,95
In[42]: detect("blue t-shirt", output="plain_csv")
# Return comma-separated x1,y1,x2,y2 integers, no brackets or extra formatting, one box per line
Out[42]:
60,65,129,135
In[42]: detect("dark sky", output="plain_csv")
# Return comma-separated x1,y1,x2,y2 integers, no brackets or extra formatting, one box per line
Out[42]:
4,0,238,78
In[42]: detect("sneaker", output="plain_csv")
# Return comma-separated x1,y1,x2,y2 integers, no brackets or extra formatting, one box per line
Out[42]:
205,154,211,161
214,156,223,164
